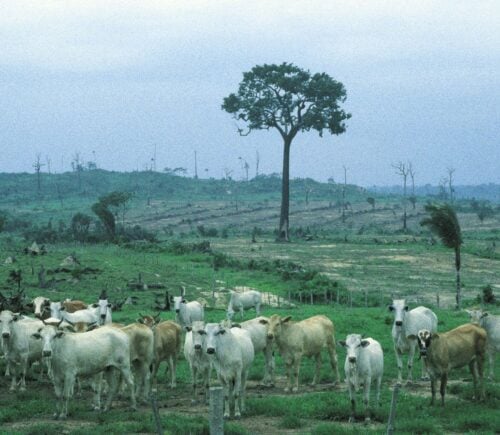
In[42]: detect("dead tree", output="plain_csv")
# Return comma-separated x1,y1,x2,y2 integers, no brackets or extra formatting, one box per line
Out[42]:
447,167,455,203
392,161,410,231
33,153,45,194
408,162,416,210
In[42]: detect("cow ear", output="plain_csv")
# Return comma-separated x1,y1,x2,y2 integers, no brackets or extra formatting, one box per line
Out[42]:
13,314,20,321
137,318,144,324
219,327,226,335
465,309,472,315
232,323,241,328
388,305,394,311
281,316,292,323
404,306,409,311
185,326,192,332
91,303,98,308
338,340,346,347
182,298,186,303
60,306,66,311
26,302,34,308
258,319,268,325
481,312,488,319
360,340,370,347
32,332,42,339
108,303,113,309
407,334,417,340
55,331,65,338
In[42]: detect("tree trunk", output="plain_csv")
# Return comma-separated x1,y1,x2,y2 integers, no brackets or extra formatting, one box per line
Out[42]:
455,246,461,309
277,138,292,242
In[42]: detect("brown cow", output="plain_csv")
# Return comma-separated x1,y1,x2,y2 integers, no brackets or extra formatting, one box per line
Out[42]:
412,323,487,405
138,315,182,390
261,314,340,392
63,299,88,313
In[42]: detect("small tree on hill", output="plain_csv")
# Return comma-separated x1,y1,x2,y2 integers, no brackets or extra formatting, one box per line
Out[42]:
222,62,351,241
421,203,463,309
367,197,375,211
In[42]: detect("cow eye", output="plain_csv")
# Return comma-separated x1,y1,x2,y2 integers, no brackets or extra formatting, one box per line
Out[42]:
198,330,205,335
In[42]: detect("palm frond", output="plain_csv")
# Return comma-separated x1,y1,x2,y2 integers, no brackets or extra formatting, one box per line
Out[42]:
420,203,462,249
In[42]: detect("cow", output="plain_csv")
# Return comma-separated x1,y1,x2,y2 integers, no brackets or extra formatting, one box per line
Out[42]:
262,314,340,393
50,302,111,326
62,299,88,313
227,290,262,320
31,323,136,419
172,290,204,329
0,310,44,391
412,323,486,406
113,322,154,403
184,320,211,403
388,299,438,384
205,322,254,419
138,315,182,390
466,309,500,380
231,316,275,386
339,334,383,423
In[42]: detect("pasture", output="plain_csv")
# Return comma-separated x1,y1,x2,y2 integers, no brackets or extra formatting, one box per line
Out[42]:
0,241,499,434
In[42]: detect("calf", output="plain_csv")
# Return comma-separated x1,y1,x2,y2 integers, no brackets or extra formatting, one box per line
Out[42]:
412,323,486,406
466,309,500,380
205,322,254,419
389,299,438,384
138,316,182,390
339,334,383,422
32,324,136,419
263,314,340,392
184,320,211,403
227,290,262,320
28,296,51,319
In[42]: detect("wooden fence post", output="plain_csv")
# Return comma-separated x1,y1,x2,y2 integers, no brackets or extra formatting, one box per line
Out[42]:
209,386,224,435
310,291,314,305
150,391,164,435
386,384,400,435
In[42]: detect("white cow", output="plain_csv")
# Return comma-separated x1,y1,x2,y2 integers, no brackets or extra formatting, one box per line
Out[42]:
50,302,111,326
32,324,136,419
339,334,383,423
184,320,212,403
232,316,275,386
466,309,500,380
173,294,204,329
205,322,255,419
0,310,44,391
227,290,262,320
389,299,438,384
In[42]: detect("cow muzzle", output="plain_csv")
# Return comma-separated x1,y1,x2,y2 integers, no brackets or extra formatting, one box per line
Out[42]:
395,321,403,327
206,348,215,354
43,350,52,357
2,332,10,339
194,344,202,350
348,357,356,364
175,309,180,314
267,333,274,340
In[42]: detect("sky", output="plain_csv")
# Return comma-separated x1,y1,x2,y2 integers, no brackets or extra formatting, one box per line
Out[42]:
0,0,499,186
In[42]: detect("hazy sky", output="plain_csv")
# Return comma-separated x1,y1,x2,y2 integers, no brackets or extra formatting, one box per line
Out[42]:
1,1,499,186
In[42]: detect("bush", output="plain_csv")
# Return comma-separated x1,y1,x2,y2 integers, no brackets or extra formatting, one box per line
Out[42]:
482,284,496,304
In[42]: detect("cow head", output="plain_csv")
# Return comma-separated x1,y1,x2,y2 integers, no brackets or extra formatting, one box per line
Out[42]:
189,320,207,351
465,309,487,326
173,296,186,313
339,334,370,366
32,324,65,358
137,312,161,328
265,314,292,341
205,322,227,355
411,329,438,357
389,299,409,327
50,301,63,319
95,298,112,325
0,310,20,339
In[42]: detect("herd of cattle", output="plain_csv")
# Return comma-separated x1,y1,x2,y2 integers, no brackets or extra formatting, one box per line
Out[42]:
0,288,498,423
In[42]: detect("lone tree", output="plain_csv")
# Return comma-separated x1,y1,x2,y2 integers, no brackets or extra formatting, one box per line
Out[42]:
420,203,463,309
222,62,351,241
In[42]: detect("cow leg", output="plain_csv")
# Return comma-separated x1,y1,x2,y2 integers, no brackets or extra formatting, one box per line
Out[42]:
103,367,119,411
190,364,198,403
327,337,340,384
477,352,485,401
284,359,293,393
91,373,103,411
487,346,495,381
61,373,75,419
348,384,356,423
168,355,177,388
439,374,447,406
376,374,382,406
263,346,275,386
311,353,322,386
221,379,230,419
233,372,242,418
430,377,436,406
151,359,159,392
53,377,64,419
120,364,137,410
394,346,404,385
292,358,301,393
239,369,248,415
255,303,261,316
406,342,416,384
203,366,211,404
363,376,372,422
